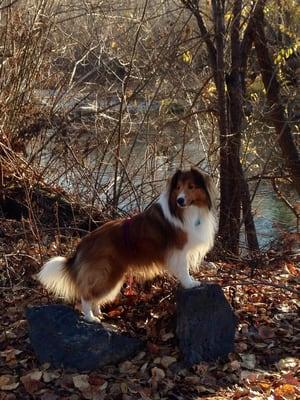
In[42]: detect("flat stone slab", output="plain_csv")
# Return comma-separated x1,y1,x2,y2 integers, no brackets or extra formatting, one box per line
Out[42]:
26,304,143,371
176,284,237,365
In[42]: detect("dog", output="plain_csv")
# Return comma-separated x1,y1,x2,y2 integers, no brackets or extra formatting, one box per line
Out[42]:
38,167,217,322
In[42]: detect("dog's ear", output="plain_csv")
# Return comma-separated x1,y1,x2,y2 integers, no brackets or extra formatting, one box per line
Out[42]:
190,167,206,188
167,169,182,218
191,167,217,210
168,169,182,192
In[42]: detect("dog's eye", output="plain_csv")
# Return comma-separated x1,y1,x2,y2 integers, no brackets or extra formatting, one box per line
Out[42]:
188,184,195,189
176,185,180,190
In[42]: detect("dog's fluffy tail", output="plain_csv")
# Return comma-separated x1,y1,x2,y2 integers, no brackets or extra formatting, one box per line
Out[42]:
38,256,78,301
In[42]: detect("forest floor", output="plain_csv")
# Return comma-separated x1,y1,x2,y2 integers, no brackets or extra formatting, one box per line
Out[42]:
0,216,299,400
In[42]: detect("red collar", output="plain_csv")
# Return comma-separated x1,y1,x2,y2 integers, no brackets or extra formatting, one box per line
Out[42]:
123,217,134,250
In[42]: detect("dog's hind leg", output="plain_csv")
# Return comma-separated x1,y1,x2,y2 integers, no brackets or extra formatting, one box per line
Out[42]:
78,258,125,322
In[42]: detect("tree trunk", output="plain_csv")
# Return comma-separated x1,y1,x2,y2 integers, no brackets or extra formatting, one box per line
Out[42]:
211,0,236,252
182,0,260,255
223,0,243,254
252,4,300,196
240,164,260,252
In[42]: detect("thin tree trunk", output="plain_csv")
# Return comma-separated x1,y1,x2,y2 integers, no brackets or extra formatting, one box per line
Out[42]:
240,164,260,252
228,0,260,253
211,0,234,252
224,0,243,254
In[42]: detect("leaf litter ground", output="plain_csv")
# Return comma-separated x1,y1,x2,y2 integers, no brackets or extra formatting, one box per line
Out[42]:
0,220,299,400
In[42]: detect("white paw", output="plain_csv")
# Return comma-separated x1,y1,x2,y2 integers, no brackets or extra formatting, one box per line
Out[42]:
84,314,101,323
182,279,202,289
93,310,103,318
92,305,103,318
191,279,202,287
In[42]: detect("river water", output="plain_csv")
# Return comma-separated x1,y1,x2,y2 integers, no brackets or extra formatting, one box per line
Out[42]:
29,89,298,250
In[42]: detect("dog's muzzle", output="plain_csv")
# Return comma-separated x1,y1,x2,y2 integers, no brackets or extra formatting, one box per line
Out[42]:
177,196,186,207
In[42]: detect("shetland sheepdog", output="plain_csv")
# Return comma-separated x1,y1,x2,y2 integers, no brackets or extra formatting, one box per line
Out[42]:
38,167,217,322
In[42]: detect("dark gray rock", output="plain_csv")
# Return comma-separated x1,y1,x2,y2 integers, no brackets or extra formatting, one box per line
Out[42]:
26,304,143,371
176,284,237,365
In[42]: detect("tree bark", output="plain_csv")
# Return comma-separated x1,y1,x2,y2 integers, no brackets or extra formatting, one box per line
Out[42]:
224,0,243,254
211,0,234,251
182,0,260,255
252,3,300,195
240,163,260,252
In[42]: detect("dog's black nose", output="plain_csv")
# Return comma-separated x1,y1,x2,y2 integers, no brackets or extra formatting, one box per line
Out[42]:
177,197,185,207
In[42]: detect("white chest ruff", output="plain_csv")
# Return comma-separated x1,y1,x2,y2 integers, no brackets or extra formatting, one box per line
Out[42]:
158,193,217,270
183,207,216,270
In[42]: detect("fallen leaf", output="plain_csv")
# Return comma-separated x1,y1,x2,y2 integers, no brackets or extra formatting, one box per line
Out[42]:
120,382,128,394
285,262,299,276
80,386,106,400
133,351,146,361
122,395,133,400
88,374,106,387
72,374,90,392
230,360,241,371
277,357,299,371
40,392,59,400
26,371,42,381
0,349,22,364
147,342,160,354
236,342,248,352
240,370,259,382
0,375,19,391
160,355,177,368
20,371,43,394
56,374,73,390
274,383,295,398
280,373,300,386
258,381,271,391
140,362,148,373
232,388,250,399
193,362,209,375
197,385,216,394
258,325,275,339
107,307,123,318
0,393,17,400
151,367,165,381
119,360,137,374
124,286,137,296
108,382,121,396
43,371,60,383
99,381,108,391
240,353,256,370
184,375,201,385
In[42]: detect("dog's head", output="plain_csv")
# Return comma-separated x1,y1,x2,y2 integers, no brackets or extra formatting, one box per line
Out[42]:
168,167,216,218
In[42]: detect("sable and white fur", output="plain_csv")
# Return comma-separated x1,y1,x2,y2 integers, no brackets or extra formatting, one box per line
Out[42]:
38,167,217,322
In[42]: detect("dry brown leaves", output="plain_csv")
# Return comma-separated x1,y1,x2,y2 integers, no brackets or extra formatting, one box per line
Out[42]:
0,220,299,399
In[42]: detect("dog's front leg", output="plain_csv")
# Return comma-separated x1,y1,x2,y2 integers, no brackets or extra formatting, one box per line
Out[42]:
81,298,101,323
167,251,201,289
92,302,103,319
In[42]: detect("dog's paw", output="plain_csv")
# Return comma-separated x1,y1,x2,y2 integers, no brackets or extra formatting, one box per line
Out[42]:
190,279,202,288
84,314,101,323
92,305,103,318
182,279,202,289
